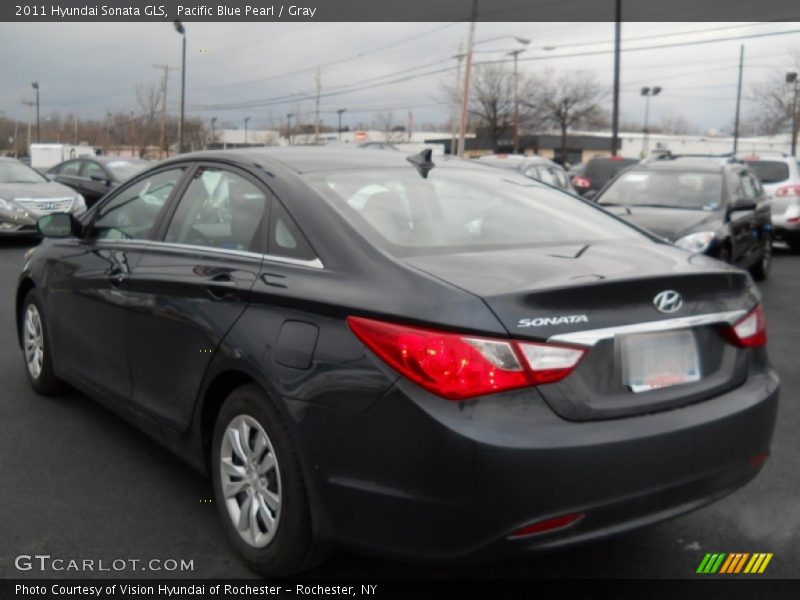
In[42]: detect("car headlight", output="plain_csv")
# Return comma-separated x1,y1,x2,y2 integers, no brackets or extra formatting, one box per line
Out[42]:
675,231,716,253
73,194,87,213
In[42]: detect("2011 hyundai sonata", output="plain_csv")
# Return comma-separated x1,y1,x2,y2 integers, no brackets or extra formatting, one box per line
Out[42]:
16,148,779,576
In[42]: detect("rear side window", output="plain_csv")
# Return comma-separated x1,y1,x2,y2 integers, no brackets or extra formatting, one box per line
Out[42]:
59,161,82,176
164,168,268,253
267,199,317,261
744,160,789,184
82,161,105,179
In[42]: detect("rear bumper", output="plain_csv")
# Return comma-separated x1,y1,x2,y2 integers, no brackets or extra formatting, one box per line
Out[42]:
297,368,779,561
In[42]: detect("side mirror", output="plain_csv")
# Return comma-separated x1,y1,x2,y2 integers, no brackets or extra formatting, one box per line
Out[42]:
729,198,757,212
37,213,79,238
583,189,598,201
90,173,111,185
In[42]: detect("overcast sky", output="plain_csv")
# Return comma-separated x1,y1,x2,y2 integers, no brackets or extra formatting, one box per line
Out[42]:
1,21,798,134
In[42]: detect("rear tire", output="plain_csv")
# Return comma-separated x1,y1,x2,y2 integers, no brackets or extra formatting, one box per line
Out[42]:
787,236,800,254
20,289,66,395
211,384,329,577
749,232,771,281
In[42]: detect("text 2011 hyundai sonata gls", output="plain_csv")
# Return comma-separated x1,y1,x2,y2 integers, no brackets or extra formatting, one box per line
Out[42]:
17,148,779,576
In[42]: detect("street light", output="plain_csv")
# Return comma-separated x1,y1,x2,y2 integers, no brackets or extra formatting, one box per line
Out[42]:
640,85,662,158
787,72,798,157
336,108,346,141
506,40,530,154
174,20,186,153
286,113,294,146
244,116,250,145
31,82,40,143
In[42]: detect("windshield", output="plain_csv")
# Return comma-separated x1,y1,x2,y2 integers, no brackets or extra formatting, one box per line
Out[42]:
598,170,723,211
744,160,790,184
0,161,47,184
105,160,148,181
304,168,646,256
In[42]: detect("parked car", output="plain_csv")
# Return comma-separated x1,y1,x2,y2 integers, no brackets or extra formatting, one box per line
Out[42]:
358,141,399,151
0,157,86,236
478,154,576,193
18,148,778,576
741,153,800,252
48,156,149,207
571,156,638,197
595,156,772,280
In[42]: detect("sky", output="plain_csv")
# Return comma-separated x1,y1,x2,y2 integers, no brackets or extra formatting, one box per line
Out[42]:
1,21,798,134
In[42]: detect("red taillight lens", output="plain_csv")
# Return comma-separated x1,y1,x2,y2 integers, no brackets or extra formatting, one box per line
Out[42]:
572,175,591,189
347,317,585,401
775,184,800,197
723,304,767,348
508,513,585,539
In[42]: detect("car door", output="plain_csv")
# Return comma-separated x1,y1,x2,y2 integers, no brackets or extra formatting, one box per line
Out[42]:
122,164,267,430
51,159,83,192
80,160,115,205
729,169,759,267
47,165,188,402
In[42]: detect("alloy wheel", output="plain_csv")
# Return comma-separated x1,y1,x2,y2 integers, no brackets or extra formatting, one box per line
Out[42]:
23,304,44,380
219,414,282,548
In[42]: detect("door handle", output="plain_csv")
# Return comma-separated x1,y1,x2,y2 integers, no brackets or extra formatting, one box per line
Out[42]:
204,273,238,300
109,271,127,286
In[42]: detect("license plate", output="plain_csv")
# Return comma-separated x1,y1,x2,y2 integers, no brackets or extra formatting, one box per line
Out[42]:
619,329,701,393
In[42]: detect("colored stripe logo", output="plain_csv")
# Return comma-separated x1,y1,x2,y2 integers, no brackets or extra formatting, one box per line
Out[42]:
697,553,773,574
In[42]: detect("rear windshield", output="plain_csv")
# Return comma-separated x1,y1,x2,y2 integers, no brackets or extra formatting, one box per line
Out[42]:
598,170,723,211
584,158,638,183
744,160,790,184
304,168,646,256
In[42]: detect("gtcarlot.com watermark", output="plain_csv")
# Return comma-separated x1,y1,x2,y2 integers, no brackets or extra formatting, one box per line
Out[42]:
15,554,194,573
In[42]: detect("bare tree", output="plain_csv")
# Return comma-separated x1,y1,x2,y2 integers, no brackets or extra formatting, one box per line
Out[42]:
529,70,605,161
442,64,543,150
748,47,800,150
135,82,163,157
374,112,406,143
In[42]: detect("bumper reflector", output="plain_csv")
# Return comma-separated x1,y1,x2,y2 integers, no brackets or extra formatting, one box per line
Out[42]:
508,513,585,539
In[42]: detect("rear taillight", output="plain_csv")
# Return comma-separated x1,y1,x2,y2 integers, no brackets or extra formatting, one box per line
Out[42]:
723,304,767,348
508,513,585,539
775,184,800,197
347,316,586,401
572,175,591,189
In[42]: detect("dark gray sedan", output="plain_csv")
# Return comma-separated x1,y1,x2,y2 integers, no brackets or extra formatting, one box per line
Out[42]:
49,156,149,207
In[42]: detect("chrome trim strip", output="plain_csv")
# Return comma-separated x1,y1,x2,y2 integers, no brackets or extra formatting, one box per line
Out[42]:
548,310,747,347
91,238,324,269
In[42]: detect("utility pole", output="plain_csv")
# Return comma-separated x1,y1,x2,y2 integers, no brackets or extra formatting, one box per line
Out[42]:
244,116,250,145
457,0,478,159
314,67,321,145
105,112,112,154
286,113,294,146
733,45,744,155
22,100,34,153
31,82,40,143
153,64,175,159
450,44,464,156
337,108,346,141
14,121,19,157
74,114,78,145
508,48,525,154
788,72,799,157
130,111,135,157
611,0,621,157
174,20,187,153
210,117,217,149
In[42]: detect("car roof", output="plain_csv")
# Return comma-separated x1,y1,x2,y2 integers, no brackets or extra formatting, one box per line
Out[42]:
629,158,730,173
159,147,480,174
90,156,149,164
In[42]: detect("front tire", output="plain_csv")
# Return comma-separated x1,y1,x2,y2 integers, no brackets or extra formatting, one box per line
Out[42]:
211,384,329,577
750,232,771,281
21,289,66,395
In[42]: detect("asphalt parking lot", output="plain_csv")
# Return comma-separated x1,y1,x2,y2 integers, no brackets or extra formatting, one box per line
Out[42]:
0,237,798,580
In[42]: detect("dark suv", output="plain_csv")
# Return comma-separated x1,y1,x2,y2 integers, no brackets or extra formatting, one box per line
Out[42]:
571,156,638,198
596,156,773,280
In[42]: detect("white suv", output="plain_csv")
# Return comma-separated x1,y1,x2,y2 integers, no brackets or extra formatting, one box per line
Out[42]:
742,153,800,252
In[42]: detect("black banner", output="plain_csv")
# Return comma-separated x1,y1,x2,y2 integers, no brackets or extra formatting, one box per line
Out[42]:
3,579,800,600
3,0,800,22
